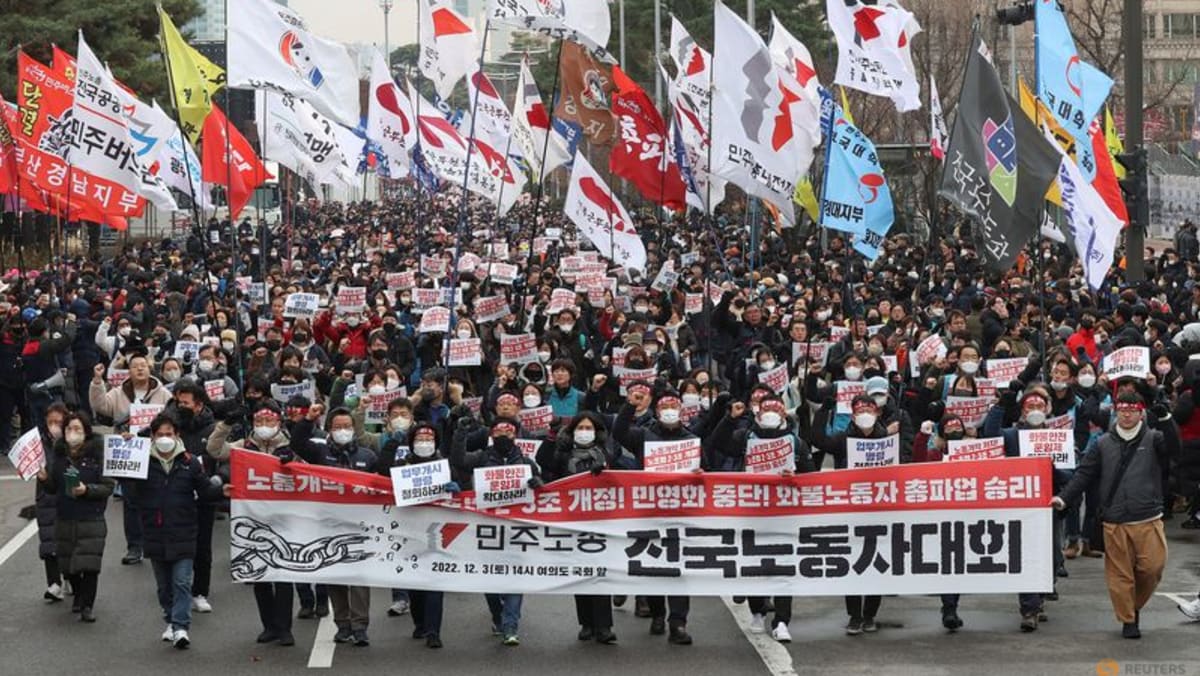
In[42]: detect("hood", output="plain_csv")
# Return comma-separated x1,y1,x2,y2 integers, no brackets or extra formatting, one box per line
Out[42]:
152,438,186,472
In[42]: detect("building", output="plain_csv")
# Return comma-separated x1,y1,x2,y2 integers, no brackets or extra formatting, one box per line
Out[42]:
184,0,289,42
1144,2,1200,143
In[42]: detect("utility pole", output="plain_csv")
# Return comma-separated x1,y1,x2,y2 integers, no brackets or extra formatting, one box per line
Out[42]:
1120,0,1147,282
653,0,661,107
747,0,755,30
619,0,626,71
380,0,393,67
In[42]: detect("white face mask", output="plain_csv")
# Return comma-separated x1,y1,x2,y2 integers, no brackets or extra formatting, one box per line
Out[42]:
222,341,236,352
844,366,862,381
347,317,361,327
1024,409,1047,427
154,436,176,453
523,394,541,408
1050,380,1069,392
682,393,701,407
635,305,648,314
1078,373,1096,388
391,416,412,433
331,429,355,446
198,360,216,373
658,408,681,425
413,440,437,458
538,351,552,362
369,385,386,396
66,431,85,447
47,424,62,440
457,329,472,340
872,394,888,407
559,322,574,333
760,360,776,371
254,425,279,440
815,310,831,321
118,326,131,337
573,429,596,446
854,413,877,430
162,370,181,383
759,411,783,429
1156,363,1172,375
959,360,979,375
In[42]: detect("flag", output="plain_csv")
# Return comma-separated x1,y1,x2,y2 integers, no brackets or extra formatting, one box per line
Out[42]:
609,66,685,211
1105,106,1124,179
51,45,77,82
767,14,823,180
930,75,948,160
795,178,819,222
665,18,726,213
487,0,616,64
0,94,17,195
826,0,922,112
157,124,211,211
939,36,1059,272
1193,83,1200,157
511,55,571,182
418,0,480,100
158,6,225,143
1055,139,1121,290
564,150,647,272
257,90,351,187
228,0,360,127
1035,0,1112,182
65,32,171,214
839,86,856,125
555,41,616,145
467,69,513,147
366,50,415,179
710,2,806,224
819,89,894,261
201,105,270,220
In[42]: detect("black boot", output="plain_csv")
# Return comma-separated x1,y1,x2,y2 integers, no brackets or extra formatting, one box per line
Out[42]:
668,621,692,645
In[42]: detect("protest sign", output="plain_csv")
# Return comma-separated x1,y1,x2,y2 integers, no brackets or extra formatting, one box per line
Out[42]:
419,307,452,334
284,293,320,319
618,368,657,395
946,437,1006,462
758,364,789,394
793,341,831,368
107,368,131,388
421,255,447,278
473,464,534,509
386,271,416,290
835,381,867,414
685,293,703,315
651,263,679,292
173,341,203,362
390,460,452,507
518,406,554,437
986,358,1027,384
205,379,226,402
128,403,165,435
7,429,45,480
271,380,316,404
500,333,538,364
473,296,510,324
447,338,482,366
103,435,151,479
547,288,576,314
847,434,900,468
643,439,702,473
915,334,948,366
515,439,541,459
745,437,795,475
1102,346,1151,381
1018,429,1075,469
945,396,992,429
365,388,406,424
336,286,367,315
829,325,850,341
489,263,518,285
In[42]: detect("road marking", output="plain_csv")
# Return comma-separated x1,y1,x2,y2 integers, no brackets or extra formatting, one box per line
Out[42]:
0,521,38,569
1156,592,1194,607
307,615,337,668
721,596,797,676
0,475,21,481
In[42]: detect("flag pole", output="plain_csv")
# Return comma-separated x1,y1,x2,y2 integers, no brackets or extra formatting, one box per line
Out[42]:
223,0,246,413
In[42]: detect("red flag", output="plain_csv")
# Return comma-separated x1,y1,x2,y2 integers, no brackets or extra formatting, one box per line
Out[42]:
201,105,270,220
608,66,685,211
51,45,77,82
1088,119,1128,224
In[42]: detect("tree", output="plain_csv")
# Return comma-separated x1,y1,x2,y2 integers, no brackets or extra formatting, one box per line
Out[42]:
0,0,202,103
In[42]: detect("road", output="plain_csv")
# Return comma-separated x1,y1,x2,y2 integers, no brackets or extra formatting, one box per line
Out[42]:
2,463,1200,676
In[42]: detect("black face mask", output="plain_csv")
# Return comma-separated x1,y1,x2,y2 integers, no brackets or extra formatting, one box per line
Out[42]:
266,340,282,351
492,437,515,457
293,334,309,344
993,350,1011,359
372,349,388,360
944,430,965,441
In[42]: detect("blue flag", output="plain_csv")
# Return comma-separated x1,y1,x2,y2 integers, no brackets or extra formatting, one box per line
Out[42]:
1035,0,1113,181
818,90,894,262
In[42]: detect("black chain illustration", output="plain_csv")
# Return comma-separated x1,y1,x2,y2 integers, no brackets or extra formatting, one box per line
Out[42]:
230,516,374,581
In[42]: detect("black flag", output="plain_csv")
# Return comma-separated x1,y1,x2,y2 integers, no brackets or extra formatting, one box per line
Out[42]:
939,36,1059,272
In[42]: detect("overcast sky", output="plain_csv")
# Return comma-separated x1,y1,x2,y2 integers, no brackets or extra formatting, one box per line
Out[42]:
290,0,419,47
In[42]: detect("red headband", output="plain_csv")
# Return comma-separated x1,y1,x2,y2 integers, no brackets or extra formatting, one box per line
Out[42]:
656,396,681,409
1115,402,1145,412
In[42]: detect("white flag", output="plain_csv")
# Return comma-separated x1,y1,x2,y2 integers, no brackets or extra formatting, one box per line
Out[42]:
228,0,360,127
1057,152,1121,291
65,32,175,212
827,0,922,112
257,90,351,187
115,95,176,170
511,56,571,181
710,3,804,224
564,151,647,272
467,69,512,147
665,18,726,214
366,50,415,179
930,75,948,161
487,0,616,64
418,0,480,100
767,14,822,180
157,125,212,211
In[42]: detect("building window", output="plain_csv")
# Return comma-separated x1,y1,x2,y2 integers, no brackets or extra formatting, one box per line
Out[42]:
1145,13,1156,39
1167,13,1195,39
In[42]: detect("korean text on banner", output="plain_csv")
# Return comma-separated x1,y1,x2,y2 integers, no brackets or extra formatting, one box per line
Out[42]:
1017,429,1075,470
847,434,900,468
946,437,1006,462
473,465,534,509
103,435,151,480
284,293,320,319
7,429,45,480
390,460,452,507
129,403,165,435
835,381,867,414
1102,346,1150,381
643,438,701,473
745,437,795,475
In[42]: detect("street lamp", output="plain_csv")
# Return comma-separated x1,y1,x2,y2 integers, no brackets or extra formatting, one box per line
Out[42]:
379,0,394,67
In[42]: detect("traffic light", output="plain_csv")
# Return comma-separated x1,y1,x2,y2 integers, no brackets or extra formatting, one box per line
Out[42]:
996,0,1035,26
1116,148,1149,229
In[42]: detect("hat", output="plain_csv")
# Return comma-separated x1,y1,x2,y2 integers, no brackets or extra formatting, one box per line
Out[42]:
253,400,283,420
489,417,519,436
865,376,889,395
1019,387,1050,408
180,325,200,340
850,395,878,413
622,332,644,347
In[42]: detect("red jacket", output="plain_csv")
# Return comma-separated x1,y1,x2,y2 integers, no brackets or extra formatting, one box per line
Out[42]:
1065,328,1099,364
314,311,379,360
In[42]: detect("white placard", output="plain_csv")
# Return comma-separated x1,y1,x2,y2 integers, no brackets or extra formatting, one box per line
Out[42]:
473,464,534,509
847,434,900,468
745,436,795,475
103,435,151,479
643,438,702,473
1017,429,1075,469
7,429,45,480
390,460,452,507
945,437,1006,462
284,293,320,319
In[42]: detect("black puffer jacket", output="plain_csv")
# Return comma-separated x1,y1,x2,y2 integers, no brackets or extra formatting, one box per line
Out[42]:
126,442,224,562
40,435,114,573
1058,421,1180,524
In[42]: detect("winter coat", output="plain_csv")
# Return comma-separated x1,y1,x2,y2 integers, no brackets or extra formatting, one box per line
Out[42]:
126,442,224,562
89,376,172,427
40,435,114,574
1058,421,1180,524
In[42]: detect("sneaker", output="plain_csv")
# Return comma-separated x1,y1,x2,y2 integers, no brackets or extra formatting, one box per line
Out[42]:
862,618,879,633
278,632,295,647
1177,597,1200,621
668,623,693,645
173,630,190,649
1062,542,1080,559
333,627,354,643
1020,613,1039,632
1080,543,1104,558
1055,565,1069,578
770,623,792,643
491,624,503,637
748,613,766,634
297,606,316,620
79,607,96,623
192,595,212,613
162,626,176,642
612,596,627,607
578,626,595,641
503,634,520,646
942,608,963,632
44,583,64,602
846,618,864,636
256,630,279,643
649,617,666,635
1122,622,1141,639
634,597,652,618
595,628,617,645
426,635,443,649
1181,517,1200,530
387,600,410,617
352,630,370,647
121,548,143,565
315,603,330,618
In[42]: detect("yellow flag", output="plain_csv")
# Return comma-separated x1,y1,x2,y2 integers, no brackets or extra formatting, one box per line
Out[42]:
794,178,819,222
158,6,225,143
1105,106,1125,179
839,86,855,125
1017,79,1075,205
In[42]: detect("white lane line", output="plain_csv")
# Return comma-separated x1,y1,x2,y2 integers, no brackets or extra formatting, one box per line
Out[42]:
307,615,337,668
0,521,38,569
721,596,798,676
0,475,22,481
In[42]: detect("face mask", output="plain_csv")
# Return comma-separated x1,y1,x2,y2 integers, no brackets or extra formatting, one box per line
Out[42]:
266,340,282,351
66,431,85,447
573,429,596,446
400,295,412,305
854,413,877,430
386,377,401,390
959,360,979,375
413,440,437,458
1024,409,1046,426
759,411,783,429
154,436,176,453
523,394,541,408
1078,373,1097,388
198,360,216,373
658,409,681,425
369,385,386,396
47,424,63,440
844,366,862,381
222,340,237,352
538,351,552,362
1156,363,1171,376
118,326,131,337
331,429,355,446
1050,380,1069,392
1095,334,1108,343
163,370,180,383
1116,420,1142,441
699,396,712,410
759,360,776,371
872,394,888,407
254,425,279,440
347,317,361,327
635,305,648,313
391,416,412,433
559,322,575,333
815,310,831,321
456,329,472,340
293,334,310,346
682,393,701,407
993,349,1011,359
867,344,884,357
944,430,965,441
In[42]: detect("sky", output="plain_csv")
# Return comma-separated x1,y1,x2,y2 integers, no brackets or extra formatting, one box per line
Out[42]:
290,0,419,48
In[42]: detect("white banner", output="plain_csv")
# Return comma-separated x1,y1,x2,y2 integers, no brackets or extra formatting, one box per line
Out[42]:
847,434,900,468
474,464,534,509
257,90,351,187
7,429,45,481
564,151,647,272
390,460,452,507
103,435,151,479
1017,429,1075,470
